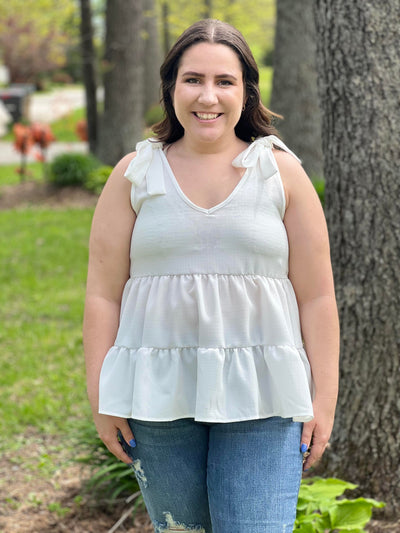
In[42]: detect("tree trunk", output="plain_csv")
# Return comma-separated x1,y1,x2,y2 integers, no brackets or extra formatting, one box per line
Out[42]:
313,1,400,518
97,0,144,166
143,0,161,112
161,1,170,56
203,0,212,18
270,0,323,177
80,0,98,154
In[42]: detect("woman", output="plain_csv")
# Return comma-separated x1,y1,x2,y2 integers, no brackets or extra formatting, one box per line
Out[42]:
83,19,339,533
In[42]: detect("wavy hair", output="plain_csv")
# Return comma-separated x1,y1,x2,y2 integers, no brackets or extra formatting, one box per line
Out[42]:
152,19,280,143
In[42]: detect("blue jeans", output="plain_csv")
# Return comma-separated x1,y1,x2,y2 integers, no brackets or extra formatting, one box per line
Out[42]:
120,417,303,533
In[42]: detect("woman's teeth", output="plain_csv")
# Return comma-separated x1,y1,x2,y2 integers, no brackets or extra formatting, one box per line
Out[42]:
195,113,220,120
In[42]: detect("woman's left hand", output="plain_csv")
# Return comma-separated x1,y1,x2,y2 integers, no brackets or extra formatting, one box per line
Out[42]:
301,395,337,471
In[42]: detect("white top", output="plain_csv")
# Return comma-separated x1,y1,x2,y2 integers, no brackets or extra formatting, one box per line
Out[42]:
98,135,314,423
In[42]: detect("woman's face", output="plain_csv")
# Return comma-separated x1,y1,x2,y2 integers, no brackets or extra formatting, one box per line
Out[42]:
172,42,246,147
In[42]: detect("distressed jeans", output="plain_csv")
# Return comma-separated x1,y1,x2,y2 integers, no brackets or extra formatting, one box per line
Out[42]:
120,417,303,533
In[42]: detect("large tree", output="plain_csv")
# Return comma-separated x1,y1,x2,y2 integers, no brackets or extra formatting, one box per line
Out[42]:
97,0,144,165
143,0,162,113
270,0,323,177
80,0,98,153
314,1,400,518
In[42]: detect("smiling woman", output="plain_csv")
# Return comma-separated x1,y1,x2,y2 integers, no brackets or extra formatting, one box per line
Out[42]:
83,18,339,533
172,42,245,150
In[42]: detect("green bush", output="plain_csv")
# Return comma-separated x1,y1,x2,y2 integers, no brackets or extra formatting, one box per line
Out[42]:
49,153,100,187
85,165,113,195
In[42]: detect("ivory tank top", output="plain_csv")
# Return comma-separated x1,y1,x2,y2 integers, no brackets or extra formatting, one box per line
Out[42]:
98,136,314,423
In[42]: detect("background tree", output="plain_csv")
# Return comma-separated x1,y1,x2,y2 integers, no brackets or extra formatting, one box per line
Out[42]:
143,0,162,113
0,0,78,84
97,0,144,165
313,0,400,518
80,0,98,153
203,0,213,18
270,0,323,177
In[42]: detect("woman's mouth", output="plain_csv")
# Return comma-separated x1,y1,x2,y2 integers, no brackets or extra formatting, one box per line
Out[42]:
193,112,222,120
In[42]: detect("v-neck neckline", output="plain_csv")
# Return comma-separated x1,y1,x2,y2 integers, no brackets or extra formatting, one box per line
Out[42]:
160,147,250,215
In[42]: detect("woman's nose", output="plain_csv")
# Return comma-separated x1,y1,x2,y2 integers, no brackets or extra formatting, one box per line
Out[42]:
197,84,218,105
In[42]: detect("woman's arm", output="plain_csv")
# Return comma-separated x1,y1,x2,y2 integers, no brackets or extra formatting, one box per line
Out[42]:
276,150,340,471
83,152,137,463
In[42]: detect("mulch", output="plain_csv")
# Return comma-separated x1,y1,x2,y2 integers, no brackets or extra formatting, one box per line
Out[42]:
0,181,99,210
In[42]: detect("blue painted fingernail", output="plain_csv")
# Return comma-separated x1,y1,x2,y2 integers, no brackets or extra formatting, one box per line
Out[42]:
129,438,136,448
300,443,308,453
304,468,310,472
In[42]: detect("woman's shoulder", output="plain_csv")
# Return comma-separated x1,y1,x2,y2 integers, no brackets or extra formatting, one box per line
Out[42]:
272,148,303,174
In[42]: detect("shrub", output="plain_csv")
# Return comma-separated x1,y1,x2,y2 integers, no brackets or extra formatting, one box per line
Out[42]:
49,153,100,187
85,165,113,195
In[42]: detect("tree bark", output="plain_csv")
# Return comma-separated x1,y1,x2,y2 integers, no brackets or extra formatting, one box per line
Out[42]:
97,0,144,166
161,1,170,56
80,0,98,154
203,0,212,18
143,0,161,112
313,1,400,518
270,0,323,177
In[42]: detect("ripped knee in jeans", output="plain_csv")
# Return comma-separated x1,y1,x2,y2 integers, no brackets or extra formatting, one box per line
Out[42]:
154,511,206,532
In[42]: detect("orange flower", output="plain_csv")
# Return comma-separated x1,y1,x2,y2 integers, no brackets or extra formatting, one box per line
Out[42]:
31,123,55,149
75,119,88,141
13,123,34,154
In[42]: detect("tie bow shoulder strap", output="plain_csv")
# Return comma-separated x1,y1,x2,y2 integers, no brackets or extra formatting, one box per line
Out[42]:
124,138,166,196
232,135,301,180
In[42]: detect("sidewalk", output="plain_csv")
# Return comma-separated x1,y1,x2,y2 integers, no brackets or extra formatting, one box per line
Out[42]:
0,141,87,165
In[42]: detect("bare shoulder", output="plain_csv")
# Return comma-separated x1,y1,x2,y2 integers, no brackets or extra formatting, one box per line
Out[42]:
273,148,308,183
272,148,318,209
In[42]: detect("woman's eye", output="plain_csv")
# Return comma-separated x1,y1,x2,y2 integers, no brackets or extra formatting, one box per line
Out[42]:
185,78,199,84
218,80,233,86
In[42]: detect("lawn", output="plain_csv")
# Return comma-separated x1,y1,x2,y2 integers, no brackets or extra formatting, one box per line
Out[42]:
0,208,93,450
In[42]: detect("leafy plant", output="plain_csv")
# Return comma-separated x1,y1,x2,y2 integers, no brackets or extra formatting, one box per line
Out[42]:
295,477,385,532
49,152,100,187
85,165,113,194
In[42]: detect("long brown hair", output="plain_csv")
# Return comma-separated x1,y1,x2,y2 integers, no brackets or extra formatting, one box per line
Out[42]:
152,19,280,143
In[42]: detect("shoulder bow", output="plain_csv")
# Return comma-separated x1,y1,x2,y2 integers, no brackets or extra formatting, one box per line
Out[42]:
232,135,301,179
124,138,166,196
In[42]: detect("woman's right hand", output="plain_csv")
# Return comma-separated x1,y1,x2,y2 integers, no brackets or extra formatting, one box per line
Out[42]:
92,411,136,464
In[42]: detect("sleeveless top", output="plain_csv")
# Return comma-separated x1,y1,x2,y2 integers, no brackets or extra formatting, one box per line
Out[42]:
98,136,314,423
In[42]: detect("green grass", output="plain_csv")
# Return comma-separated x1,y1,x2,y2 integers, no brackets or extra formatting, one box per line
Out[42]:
50,107,85,142
0,208,93,450
0,162,44,186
